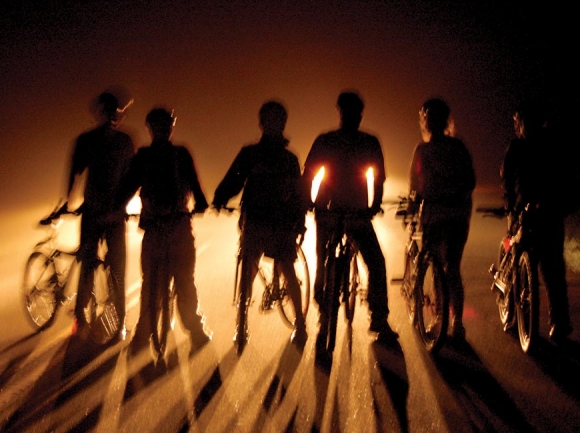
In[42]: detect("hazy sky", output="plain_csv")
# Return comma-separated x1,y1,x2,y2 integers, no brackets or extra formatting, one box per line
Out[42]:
1,0,575,213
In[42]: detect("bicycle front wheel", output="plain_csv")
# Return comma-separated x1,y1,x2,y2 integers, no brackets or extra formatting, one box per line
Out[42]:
85,263,121,345
415,252,448,353
22,252,59,329
278,246,311,327
516,251,539,354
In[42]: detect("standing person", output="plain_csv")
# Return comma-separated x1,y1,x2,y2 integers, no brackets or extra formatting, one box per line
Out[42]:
212,100,309,348
501,101,573,341
302,91,398,343
407,97,476,340
115,107,211,361
68,90,135,340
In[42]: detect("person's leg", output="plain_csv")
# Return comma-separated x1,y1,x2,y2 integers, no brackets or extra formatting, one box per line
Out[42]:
171,218,210,346
279,260,308,346
104,221,127,336
74,216,101,335
537,217,572,338
131,230,156,354
352,220,397,340
444,219,470,339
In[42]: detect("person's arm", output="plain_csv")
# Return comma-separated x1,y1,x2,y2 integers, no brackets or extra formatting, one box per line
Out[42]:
183,148,209,212
371,137,386,213
212,147,250,208
115,150,143,212
407,143,423,215
67,136,89,197
500,140,517,212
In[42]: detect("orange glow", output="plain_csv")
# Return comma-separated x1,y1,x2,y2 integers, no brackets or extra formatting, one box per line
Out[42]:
311,167,325,203
366,167,374,208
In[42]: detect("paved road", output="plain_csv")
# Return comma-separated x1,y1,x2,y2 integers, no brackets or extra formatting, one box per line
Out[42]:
1,190,580,432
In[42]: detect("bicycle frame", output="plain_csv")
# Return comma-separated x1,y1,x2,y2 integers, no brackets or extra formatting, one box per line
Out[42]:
482,203,539,353
396,198,448,353
22,203,122,344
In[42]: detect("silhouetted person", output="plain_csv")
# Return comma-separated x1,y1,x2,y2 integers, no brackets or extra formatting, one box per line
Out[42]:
115,107,211,361
212,100,308,347
501,100,573,341
303,91,398,343
407,97,475,340
67,90,135,340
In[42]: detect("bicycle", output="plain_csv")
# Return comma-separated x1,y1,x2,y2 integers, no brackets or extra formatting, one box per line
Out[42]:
395,197,449,354
127,211,206,363
315,209,367,355
21,201,123,345
222,207,311,355
478,204,538,353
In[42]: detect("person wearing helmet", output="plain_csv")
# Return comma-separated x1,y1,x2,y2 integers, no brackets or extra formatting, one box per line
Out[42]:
67,89,135,341
407,97,476,341
302,91,398,344
212,100,309,348
116,106,211,364
501,100,573,341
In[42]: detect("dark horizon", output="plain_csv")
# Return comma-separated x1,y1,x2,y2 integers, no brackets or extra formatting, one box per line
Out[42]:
1,1,576,213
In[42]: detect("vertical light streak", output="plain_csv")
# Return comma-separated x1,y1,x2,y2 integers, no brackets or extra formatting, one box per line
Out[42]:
366,167,374,208
311,167,325,203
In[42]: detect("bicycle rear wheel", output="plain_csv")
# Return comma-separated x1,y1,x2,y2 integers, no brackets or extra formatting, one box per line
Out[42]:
343,250,359,323
277,246,311,327
401,242,418,324
85,263,121,345
234,256,250,355
22,252,59,329
516,251,539,353
317,248,341,354
151,278,174,358
415,253,448,353
496,238,515,329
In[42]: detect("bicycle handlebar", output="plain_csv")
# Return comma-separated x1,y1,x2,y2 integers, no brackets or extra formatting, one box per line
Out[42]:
40,202,81,225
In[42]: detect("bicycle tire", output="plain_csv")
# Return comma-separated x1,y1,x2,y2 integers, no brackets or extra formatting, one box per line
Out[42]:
401,242,418,324
319,248,341,353
516,251,539,354
415,252,448,353
85,263,121,345
22,252,59,330
343,249,358,323
277,246,311,328
496,237,515,330
234,256,250,355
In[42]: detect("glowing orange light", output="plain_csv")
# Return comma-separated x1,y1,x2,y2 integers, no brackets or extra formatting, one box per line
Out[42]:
126,195,142,215
311,166,325,203
366,167,374,208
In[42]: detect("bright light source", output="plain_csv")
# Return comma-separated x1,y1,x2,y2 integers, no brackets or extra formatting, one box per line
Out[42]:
366,167,374,208
311,167,325,203
126,195,142,215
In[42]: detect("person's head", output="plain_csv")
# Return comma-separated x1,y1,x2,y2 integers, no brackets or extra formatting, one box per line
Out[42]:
513,100,545,139
145,107,176,140
92,90,133,127
259,100,287,137
419,98,451,140
337,91,364,132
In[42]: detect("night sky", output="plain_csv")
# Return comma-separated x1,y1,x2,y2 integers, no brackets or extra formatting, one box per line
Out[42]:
1,0,576,213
